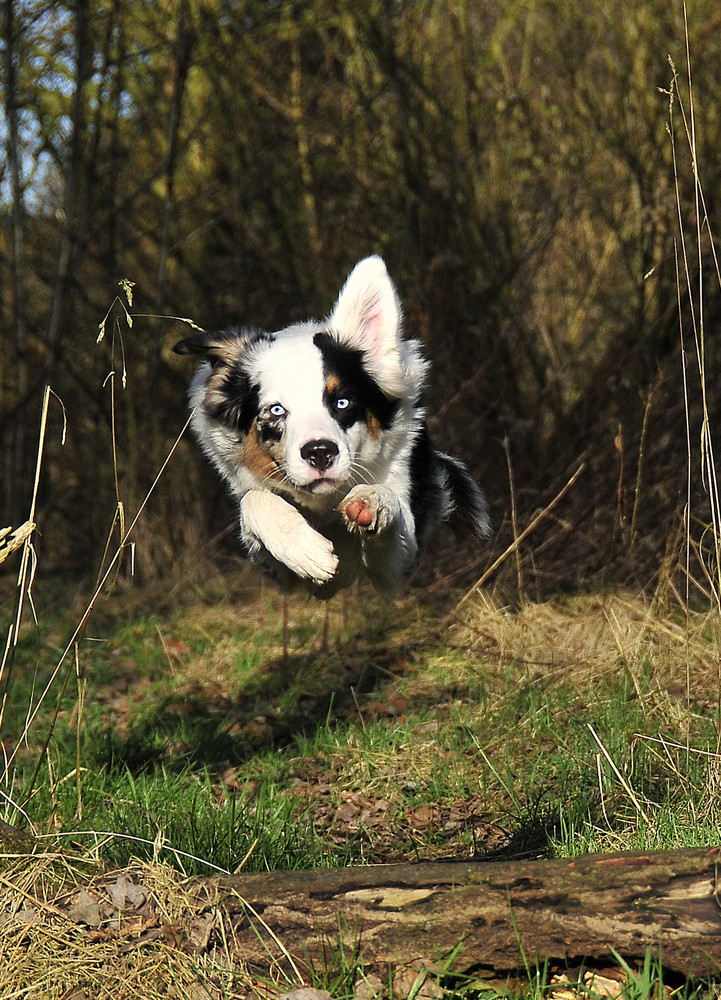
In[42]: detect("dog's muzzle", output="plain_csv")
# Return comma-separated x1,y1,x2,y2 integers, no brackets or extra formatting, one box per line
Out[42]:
300,439,339,473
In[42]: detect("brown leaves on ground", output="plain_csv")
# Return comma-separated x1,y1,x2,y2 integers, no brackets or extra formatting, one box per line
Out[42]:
61,868,216,955
297,783,511,862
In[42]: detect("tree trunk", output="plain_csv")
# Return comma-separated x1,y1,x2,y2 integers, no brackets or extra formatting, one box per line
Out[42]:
46,0,91,364
143,0,194,434
3,0,28,520
220,848,721,979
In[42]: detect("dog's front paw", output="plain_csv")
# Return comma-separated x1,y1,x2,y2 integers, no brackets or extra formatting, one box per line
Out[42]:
241,490,339,584
286,524,339,582
339,485,396,534
254,515,339,584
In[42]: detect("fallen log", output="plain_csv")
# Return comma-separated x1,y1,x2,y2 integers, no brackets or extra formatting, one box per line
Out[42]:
219,848,721,979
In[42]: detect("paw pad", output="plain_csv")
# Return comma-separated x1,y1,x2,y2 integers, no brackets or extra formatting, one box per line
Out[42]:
343,498,375,527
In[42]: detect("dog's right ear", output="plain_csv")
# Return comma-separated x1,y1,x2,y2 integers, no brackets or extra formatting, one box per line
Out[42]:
173,328,257,365
173,330,219,358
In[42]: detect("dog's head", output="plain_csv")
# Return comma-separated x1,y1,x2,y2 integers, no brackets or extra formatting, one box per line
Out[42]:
173,257,427,506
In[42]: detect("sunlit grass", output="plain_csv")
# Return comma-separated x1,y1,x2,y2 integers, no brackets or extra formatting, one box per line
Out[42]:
4,578,720,880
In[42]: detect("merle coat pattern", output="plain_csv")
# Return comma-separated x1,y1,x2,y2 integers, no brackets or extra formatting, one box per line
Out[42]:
174,256,489,597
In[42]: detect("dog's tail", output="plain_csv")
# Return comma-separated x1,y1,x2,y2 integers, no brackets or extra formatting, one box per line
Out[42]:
441,453,491,540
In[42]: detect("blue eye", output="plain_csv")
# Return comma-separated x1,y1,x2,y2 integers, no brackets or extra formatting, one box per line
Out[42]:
336,398,350,410
269,403,286,417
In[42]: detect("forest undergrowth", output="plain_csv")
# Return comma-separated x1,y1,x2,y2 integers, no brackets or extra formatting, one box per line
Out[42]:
1,10,720,995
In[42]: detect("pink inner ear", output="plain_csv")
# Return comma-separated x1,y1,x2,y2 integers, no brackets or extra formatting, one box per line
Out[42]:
360,293,386,352
330,256,400,354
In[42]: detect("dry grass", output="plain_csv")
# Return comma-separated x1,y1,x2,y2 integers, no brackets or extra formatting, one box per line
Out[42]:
456,589,721,711
0,851,257,1000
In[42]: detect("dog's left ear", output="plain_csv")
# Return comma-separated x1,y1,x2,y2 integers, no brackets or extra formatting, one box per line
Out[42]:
329,256,401,357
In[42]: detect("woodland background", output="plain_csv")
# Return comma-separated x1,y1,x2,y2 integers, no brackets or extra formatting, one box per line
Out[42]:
1,0,720,597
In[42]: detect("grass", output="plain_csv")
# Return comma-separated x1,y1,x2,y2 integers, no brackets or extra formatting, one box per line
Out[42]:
4,431,721,999
1,568,720,997
9,578,721,877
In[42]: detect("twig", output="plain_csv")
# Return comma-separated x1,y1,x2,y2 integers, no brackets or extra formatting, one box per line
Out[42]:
444,463,586,624
503,435,523,600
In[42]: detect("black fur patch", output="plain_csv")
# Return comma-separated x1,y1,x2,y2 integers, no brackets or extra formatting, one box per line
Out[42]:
409,426,446,548
257,407,286,443
410,431,489,544
313,331,399,430
206,365,261,436
439,453,489,538
174,328,274,436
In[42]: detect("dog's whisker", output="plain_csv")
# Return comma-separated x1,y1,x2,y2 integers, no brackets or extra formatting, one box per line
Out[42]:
348,460,374,485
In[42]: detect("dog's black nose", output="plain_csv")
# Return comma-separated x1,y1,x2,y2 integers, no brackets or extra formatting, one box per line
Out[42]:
300,439,339,472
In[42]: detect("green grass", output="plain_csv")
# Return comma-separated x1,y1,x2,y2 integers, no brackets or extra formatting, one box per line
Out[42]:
2,576,721,996
4,579,721,876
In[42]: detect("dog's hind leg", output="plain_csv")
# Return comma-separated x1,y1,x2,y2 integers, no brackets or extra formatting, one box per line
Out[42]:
282,594,289,660
322,600,331,651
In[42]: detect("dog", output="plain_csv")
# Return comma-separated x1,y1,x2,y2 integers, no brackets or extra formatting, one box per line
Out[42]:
173,256,489,598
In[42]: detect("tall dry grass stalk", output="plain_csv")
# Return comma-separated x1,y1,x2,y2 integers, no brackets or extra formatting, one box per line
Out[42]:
0,386,57,730
0,288,197,816
666,9,721,752
669,10,721,613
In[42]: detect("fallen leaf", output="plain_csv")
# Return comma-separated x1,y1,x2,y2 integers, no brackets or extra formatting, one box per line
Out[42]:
583,971,625,998
68,889,102,927
186,911,215,953
105,873,148,910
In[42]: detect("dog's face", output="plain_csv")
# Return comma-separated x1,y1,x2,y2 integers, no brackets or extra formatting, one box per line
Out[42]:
174,257,426,508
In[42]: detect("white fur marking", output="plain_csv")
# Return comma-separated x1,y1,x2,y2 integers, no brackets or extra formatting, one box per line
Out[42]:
240,490,339,583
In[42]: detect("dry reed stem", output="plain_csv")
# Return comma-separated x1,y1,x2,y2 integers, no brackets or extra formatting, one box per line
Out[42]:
0,386,53,706
446,462,586,624
0,384,64,794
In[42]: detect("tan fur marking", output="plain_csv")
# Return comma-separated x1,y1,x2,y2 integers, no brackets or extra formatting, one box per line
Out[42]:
204,379,228,413
326,375,341,395
366,412,382,441
243,426,281,481
208,340,248,366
